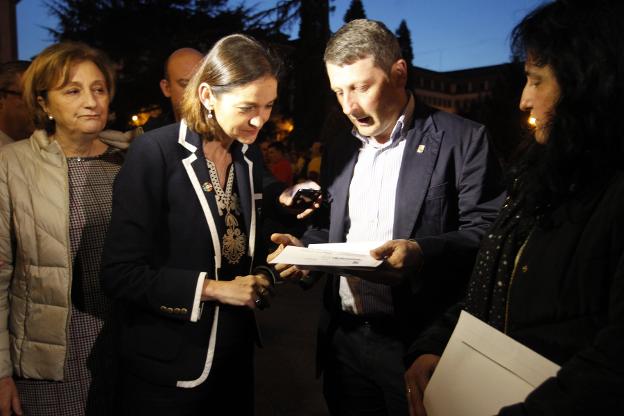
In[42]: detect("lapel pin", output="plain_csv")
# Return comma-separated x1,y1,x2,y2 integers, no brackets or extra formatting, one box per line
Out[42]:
417,144,426,153
202,182,213,192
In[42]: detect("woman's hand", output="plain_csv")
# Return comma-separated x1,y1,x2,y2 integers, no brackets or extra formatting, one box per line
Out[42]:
405,354,440,416
0,376,22,416
267,233,310,281
201,274,272,309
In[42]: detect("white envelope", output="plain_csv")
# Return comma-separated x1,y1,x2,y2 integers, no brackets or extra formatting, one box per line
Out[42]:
423,311,561,416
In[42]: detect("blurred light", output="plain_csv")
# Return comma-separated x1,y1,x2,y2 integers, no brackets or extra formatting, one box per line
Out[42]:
528,116,537,127
275,117,295,141
129,106,161,127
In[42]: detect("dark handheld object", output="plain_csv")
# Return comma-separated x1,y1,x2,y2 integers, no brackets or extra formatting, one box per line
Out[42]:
291,188,322,209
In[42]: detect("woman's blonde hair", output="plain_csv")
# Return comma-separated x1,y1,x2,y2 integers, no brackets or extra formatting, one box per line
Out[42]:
181,34,281,139
22,41,115,134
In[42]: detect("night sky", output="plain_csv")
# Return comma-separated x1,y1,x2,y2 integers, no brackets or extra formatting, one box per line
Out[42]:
17,0,548,71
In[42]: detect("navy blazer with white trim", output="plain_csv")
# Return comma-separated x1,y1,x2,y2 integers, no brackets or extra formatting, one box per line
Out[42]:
101,121,279,387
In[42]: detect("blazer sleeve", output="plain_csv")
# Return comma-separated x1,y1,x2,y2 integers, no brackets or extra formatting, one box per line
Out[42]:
404,302,462,366
414,125,505,290
101,135,202,322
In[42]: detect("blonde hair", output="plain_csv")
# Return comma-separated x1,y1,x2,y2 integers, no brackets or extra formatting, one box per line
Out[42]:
324,19,402,74
22,41,115,133
181,34,280,140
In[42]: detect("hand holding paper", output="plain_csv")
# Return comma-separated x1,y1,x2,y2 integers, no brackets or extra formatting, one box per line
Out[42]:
268,233,309,281
323,239,423,286
405,354,440,416
268,239,423,286
367,239,424,286
420,311,561,416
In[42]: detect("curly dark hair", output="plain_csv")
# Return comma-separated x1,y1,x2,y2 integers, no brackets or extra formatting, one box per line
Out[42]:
508,0,624,218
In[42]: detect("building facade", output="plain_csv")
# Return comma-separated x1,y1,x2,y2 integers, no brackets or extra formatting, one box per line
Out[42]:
412,63,516,114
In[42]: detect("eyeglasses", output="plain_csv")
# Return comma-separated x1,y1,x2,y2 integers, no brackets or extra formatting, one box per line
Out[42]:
0,88,22,96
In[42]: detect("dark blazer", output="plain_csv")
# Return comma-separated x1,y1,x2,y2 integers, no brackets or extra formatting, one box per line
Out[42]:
101,122,279,387
408,172,624,415
303,103,504,370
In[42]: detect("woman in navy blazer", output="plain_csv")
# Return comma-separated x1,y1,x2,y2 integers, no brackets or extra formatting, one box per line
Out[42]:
101,34,281,415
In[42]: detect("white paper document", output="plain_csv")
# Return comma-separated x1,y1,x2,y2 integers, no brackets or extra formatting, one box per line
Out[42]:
268,243,384,270
423,311,561,416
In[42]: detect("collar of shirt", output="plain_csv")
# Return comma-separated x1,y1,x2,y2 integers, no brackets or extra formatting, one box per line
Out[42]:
351,91,415,150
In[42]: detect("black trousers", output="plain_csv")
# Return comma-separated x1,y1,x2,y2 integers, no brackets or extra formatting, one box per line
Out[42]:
118,350,254,416
323,314,409,416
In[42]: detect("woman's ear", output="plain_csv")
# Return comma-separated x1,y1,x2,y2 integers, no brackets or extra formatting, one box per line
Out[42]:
36,96,49,114
198,82,215,111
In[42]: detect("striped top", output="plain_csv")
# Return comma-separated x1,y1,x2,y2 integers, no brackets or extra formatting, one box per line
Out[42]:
339,93,415,316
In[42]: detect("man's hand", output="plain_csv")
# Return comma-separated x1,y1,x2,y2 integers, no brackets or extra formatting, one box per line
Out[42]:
0,376,22,416
346,239,424,286
278,181,322,219
405,354,440,416
370,239,424,272
267,233,310,281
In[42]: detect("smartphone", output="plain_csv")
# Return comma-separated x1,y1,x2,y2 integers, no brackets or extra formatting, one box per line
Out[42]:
291,188,322,209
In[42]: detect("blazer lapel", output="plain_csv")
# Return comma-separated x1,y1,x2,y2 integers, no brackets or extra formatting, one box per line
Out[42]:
232,143,253,242
328,136,360,243
393,111,443,239
178,121,223,272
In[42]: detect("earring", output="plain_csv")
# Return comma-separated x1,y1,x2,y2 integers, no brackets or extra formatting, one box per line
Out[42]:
48,114,54,120
207,108,213,119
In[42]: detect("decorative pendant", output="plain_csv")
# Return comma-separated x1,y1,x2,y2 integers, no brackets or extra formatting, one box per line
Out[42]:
205,159,247,264
202,182,213,192
225,212,238,228
223,228,246,264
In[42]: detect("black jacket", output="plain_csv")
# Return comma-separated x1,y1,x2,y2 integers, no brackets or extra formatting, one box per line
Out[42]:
408,172,624,415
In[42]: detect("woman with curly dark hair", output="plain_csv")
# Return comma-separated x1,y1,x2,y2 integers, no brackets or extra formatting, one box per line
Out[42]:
404,1,624,415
